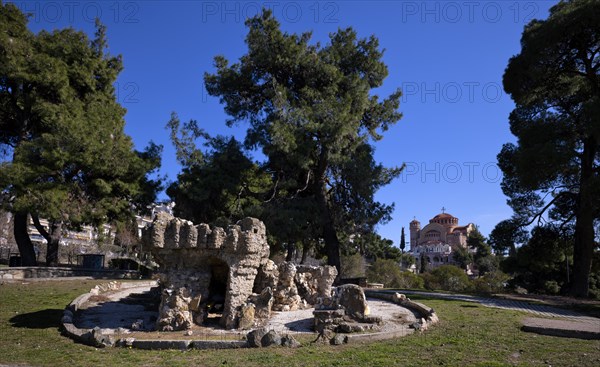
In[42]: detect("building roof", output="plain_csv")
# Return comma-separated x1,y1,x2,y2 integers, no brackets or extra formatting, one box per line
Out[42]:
452,225,470,232
432,212,455,220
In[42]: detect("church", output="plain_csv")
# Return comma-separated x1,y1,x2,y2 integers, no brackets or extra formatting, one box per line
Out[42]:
409,209,475,269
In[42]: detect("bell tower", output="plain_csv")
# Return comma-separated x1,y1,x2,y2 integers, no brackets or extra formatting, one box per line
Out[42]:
409,218,421,250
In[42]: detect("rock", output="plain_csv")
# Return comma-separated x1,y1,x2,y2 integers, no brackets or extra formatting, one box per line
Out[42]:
313,309,346,333
142,211,172,248
247,328,267,348
392,292,407,303
131,319,145,331
333,284,369,321
61,314,73,324
189,295,202,312
316,329,335,344
331,334,348,345
92,327,115,348
253,260,279,292
337,322,377,333
281,334,301,348
238,303,255,330
156,287,194,331
261,330,282,347
410,322,422,331
248,287,273,320
272,262,303,311
184,330,194,336
118,337,135,347
295,265,338,304
164,217,182,249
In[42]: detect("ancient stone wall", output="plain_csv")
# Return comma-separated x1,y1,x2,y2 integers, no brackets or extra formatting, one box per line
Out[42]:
144,213,270,330
144,213,337,331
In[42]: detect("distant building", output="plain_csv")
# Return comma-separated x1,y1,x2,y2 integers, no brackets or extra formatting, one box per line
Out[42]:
409,210,475,269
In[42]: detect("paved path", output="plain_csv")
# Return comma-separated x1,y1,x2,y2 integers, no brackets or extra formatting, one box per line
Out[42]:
382,290,599,324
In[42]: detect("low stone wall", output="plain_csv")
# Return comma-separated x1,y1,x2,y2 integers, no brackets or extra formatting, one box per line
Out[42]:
63,281,440,350
61,280,158,347
0,266,140,280
363,289,440,330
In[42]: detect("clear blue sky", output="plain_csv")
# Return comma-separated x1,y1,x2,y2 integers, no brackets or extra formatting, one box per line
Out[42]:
18,0,556,246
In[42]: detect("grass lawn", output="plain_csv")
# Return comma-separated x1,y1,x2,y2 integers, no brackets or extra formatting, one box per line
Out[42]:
0,279,598,367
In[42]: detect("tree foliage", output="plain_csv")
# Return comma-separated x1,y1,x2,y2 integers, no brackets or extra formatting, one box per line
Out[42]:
467,227,497,275
367,258,423,289
451,244,473,270
504,224,574,294
166,113,270,227
499,0,600,296
422,265,470,292
0,4,161,265
203,10,403,272
489,218,529,256
400,226,406,253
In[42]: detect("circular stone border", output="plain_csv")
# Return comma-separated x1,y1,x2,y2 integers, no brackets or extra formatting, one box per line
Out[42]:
62,281,439,349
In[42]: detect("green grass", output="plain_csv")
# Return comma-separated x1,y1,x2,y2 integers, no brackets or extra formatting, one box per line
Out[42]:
0,280,599,367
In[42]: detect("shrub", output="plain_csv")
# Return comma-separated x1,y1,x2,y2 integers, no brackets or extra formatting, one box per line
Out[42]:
472,271,510,295
367,258,424,289
423,265,471,292
394,271,424,289
340,253,366,278
420,272,440,291
543,280,561,295
589,272,600,300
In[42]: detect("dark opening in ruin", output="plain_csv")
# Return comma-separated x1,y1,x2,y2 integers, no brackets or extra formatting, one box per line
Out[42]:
205,258,229,325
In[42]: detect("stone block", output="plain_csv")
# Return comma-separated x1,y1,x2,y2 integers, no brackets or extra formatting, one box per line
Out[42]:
247,328,267,348
261,330,282,347
131,340,191,350
238,303,255,330
196,224,211,248
179,221,198,248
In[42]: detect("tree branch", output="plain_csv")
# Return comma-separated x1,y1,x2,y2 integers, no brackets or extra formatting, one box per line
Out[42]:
292,170,312,198
31,214,51,242
264,172,281,203
524,191,567,226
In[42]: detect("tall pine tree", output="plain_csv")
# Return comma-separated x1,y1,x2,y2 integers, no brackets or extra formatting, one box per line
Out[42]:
204,10,402,273
0,4,161,265
500,0,600,296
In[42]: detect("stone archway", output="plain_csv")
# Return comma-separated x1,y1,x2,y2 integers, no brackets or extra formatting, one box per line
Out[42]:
206,257,230,325
147,215,271,330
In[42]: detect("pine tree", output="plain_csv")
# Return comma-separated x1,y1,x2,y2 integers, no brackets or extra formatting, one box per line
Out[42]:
500,0,600,296
204,10,402,273
400,227,406,254
0,4,161,265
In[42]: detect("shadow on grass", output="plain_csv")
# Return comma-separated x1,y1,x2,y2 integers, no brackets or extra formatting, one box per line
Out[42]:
10,309,63,329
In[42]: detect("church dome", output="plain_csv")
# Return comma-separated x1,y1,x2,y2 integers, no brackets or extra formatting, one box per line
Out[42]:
430,212,458,226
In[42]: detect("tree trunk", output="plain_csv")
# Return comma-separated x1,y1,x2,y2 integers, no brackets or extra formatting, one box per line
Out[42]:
285,242,295,262
31,215,62,267
45,222,62,267
301,242,309,264
570,138,596,297
13,212,37,266
317,186,341,276
509,244,517,258
313,147,341,277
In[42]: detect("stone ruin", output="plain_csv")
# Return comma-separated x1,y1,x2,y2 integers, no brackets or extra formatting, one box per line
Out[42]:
143,212,337,330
